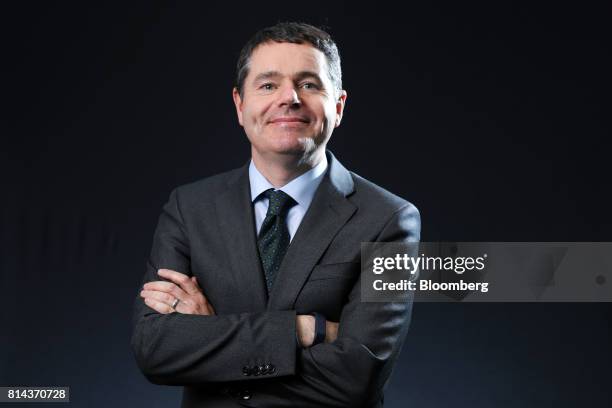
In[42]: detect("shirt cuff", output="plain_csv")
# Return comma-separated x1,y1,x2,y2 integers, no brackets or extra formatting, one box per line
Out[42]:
311,312,326,346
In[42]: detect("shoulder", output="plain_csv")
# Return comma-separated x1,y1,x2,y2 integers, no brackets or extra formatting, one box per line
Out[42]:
348,171,421,241
349,171,419,216
167,165,245,206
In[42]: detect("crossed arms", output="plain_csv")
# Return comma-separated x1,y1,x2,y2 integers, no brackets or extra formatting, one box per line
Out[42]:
140,268,338,347
131,188,420,407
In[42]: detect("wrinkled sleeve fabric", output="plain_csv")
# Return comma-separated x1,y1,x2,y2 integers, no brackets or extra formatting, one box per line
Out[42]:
252,203,421,407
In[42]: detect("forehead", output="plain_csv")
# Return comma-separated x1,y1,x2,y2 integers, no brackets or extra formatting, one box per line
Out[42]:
247,42,329,78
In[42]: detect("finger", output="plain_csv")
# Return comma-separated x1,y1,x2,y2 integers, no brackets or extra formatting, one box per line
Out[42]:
144,297,174,314
325,320,339,343
157,269,200,296
143,285,213,315
143,280,178,292
143,281,187,299
141,290,179,307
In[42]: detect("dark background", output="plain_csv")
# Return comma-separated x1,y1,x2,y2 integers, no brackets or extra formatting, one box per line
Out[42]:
1,1,611,407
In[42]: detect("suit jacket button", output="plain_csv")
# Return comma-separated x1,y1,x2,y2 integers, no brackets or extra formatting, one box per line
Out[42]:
269,364,276,374
253,365,262,376
240,390,251,400
263,364,272,374
242,366,251,376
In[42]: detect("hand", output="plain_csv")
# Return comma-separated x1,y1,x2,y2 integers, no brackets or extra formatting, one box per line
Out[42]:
325,319,339,343
296,315,339,347
140,269,215,315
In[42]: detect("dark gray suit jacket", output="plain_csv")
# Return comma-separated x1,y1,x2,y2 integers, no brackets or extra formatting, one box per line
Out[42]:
131,151,420,407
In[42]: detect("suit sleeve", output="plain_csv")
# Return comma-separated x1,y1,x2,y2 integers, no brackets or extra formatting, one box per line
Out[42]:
252,203,421,407
130,188,298,384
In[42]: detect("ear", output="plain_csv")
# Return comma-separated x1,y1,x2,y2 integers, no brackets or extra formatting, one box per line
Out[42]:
232,87,244,126
334,90,348,128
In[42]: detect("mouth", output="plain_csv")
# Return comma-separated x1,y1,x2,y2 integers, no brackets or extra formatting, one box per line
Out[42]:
268,116,310,124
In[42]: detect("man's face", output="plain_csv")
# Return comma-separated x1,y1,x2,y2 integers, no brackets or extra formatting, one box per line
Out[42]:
233,42,347,159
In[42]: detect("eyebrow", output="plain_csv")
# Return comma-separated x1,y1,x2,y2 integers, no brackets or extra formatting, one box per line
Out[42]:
252,71,282,83
294,71,323,83
252,70,324,85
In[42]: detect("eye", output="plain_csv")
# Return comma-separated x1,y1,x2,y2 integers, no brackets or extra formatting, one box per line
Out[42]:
301,82,319,90
259,83,276,91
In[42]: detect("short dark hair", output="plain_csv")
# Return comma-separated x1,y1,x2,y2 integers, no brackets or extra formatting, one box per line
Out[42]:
235,22,342,98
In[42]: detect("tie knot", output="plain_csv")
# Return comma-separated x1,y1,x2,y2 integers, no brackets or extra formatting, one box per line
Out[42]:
263,189,296,216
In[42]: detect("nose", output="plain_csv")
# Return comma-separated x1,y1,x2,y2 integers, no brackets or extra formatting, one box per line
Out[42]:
277,83,301,107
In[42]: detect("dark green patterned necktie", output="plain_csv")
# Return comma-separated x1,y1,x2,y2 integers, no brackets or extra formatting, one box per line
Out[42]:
257,189,296,293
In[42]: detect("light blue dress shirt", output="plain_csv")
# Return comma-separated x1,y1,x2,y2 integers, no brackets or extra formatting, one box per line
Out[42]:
249,157,328,242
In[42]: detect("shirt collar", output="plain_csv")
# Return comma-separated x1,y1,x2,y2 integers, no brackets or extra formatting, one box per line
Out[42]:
249,156,328,209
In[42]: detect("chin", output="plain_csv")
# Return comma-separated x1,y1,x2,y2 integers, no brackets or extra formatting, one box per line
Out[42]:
268,133,317,155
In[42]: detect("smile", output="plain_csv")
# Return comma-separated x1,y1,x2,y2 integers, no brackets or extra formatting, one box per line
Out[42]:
269,117,310,124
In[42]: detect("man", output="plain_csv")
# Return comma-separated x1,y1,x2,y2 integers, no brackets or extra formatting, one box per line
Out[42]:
131,22,420,407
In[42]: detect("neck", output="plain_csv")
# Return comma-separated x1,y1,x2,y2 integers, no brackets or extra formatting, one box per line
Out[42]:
251,148,325,187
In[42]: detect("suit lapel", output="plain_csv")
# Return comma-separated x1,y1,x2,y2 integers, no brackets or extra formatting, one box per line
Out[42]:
215,164,268,311
267,152,357,310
